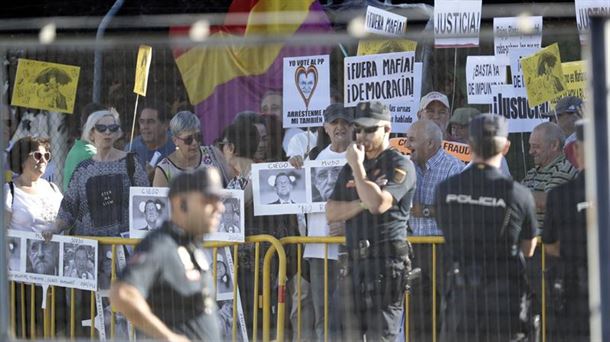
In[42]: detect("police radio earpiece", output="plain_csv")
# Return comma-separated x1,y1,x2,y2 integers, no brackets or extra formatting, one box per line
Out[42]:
180,199,188,212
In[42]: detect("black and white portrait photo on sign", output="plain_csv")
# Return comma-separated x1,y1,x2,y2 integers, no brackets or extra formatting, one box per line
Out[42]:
252,162,307,216
88,293,131,341
129,186,170,239
204,247,236,299
206,190,245,243
307,159,346,209
97,244,127,293
7,230,98,291
217,298,249,342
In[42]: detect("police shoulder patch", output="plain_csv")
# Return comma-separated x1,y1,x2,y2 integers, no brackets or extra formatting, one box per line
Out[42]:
393,168,407,183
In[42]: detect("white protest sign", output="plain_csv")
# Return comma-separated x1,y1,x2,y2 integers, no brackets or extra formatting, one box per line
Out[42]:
344,51,416,107
388,62,422,133
575,0,610,43
434,0,482,48
364,6,407,36
283,55,331,128
509,47,540,95
491,84,547,132
465,56,507,104
493,16,543,65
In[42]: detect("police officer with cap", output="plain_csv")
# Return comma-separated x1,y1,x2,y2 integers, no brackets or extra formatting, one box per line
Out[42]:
110,168,223,342
436,114,538,341
326,101,416,341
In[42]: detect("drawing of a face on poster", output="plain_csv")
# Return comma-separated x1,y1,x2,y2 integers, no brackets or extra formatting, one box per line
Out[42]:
26,239,59,275
64,243,96,280
298,68,316,98
311,166,342,202
8,237,21,271
219,198,240,234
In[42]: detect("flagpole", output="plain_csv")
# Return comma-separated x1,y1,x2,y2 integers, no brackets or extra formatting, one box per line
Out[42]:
129,94,139,152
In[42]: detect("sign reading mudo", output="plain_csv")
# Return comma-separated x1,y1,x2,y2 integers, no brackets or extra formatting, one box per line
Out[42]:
493,16,542,65
364,6,407,36
465,56,507,104
344,51,415,107
434,0,482,48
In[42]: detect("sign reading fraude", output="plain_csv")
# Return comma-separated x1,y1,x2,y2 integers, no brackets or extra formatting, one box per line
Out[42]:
389,138,472,162
344,51,416,107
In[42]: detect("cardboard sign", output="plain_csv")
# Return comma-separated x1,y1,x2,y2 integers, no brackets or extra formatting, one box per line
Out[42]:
493,16,543,65
465,56,507,104
133,45,152,96
575,0,610,43
491,84,547,132
520,43,567,107
509,47,540,95
390,138,472,162
434,0,482,48
282,55,331,128
344,51,416,107
357,39,417,56
389,62,423,133
364,6,407,36
11,58,80,114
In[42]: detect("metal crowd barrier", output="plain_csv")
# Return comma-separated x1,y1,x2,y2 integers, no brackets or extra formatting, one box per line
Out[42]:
7,234,286,342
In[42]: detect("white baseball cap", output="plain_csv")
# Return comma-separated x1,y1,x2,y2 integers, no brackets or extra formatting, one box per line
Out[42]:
419,91,450,110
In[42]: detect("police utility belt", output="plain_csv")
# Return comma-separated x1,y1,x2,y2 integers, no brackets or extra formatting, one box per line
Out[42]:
410,204,436,218
350,239,411,260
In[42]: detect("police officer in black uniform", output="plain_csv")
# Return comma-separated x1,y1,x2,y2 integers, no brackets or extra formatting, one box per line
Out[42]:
435,114,538,341
326,101,416,341
110,168,223,342
542,120,589,341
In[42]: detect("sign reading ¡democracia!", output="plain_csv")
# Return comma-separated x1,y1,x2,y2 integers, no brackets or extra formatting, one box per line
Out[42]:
364,6,407,37
434,0,482,48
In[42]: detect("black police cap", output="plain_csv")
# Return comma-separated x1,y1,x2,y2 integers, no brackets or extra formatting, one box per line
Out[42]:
469,113,509,141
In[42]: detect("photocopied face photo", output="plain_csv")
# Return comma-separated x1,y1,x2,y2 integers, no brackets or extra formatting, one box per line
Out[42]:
8,237,22,272
258,169,307,205
63,243,96,280
26,239,59,275
219,198,241,234
133,196,168,231
311,165,342,203
204,247,234,298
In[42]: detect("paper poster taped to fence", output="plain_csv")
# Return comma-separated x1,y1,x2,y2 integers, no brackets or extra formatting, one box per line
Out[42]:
388,62,422,133
520,43,567,107
129,187,170,239
11,58,80,114
493,16,543,65
575,0,610,43
205,190,245,243
133,45,152,96
344,51,416,107
390,138,472,162
7,230,98,291
283,55,330,128
357,39,417,56
364,6,407,36
434,0,482,48
491,84,547,132
465,56,507,104
509,47,540,95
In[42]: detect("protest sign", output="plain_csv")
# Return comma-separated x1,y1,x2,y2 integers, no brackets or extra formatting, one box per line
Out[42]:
509,47,540,95
575,0,610,43
520,43,567,107
389,138,472,162
306,159,347,213
129,187,170,239
491,84,547,132
133,45,152,96
206,190,245,243
493,16,543,65
364,6,407,36
465,56,507,104
8,230,98,291
283,55,330,128
357,39,417,56
388,62,422,133
344,51,416,107
252,162,308,216
11,58,80,114
434,0,482,48
561,61,586,99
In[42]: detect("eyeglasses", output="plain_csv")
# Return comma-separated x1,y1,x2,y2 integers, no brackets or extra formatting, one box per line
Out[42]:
176,132,202,145
29,151,51,162
354,125,381,134
94,124,121,133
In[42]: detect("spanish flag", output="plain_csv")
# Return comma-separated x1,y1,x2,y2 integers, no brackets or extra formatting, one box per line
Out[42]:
171,0,332,144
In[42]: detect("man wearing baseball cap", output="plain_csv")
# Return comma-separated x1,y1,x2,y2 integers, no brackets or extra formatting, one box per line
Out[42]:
448,107,480,143
111,168,224,341
436,114,538,340
542,96,583,167
417,91,452,139
326,101,417,340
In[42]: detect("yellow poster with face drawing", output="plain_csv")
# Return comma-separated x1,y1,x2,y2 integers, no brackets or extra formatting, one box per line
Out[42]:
357,39,417,56
520,43,567,107
133,45,152,96
11,59,80,114
549,60,586,109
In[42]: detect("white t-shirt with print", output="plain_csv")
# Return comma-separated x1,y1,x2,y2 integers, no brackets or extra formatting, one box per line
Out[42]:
5,180,63,233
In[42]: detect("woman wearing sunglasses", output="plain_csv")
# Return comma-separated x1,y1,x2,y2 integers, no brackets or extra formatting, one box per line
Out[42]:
49,109,149,238
4,137,62,233
152,111,230,187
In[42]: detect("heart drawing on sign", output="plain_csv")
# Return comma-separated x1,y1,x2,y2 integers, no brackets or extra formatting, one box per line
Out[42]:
294,65,318,108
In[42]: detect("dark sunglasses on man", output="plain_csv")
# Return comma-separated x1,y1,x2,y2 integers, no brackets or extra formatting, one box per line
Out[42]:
29,151,51,162
353,124,382,134
175,132,203,145
94,124,121,133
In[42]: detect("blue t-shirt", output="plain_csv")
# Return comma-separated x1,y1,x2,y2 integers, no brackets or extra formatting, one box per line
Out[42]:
125,134,175,167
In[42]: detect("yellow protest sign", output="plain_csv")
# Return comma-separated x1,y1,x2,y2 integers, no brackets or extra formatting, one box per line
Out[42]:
390,138,471,162
357,39,417,56
561,60,585,99
11,59,80,114
520,43,567,107
133,45,152,96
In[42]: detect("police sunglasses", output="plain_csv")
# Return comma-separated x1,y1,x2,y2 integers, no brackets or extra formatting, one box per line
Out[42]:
29,151,51,162
176,132,203,145
353,125,382,134
94,124,121,133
